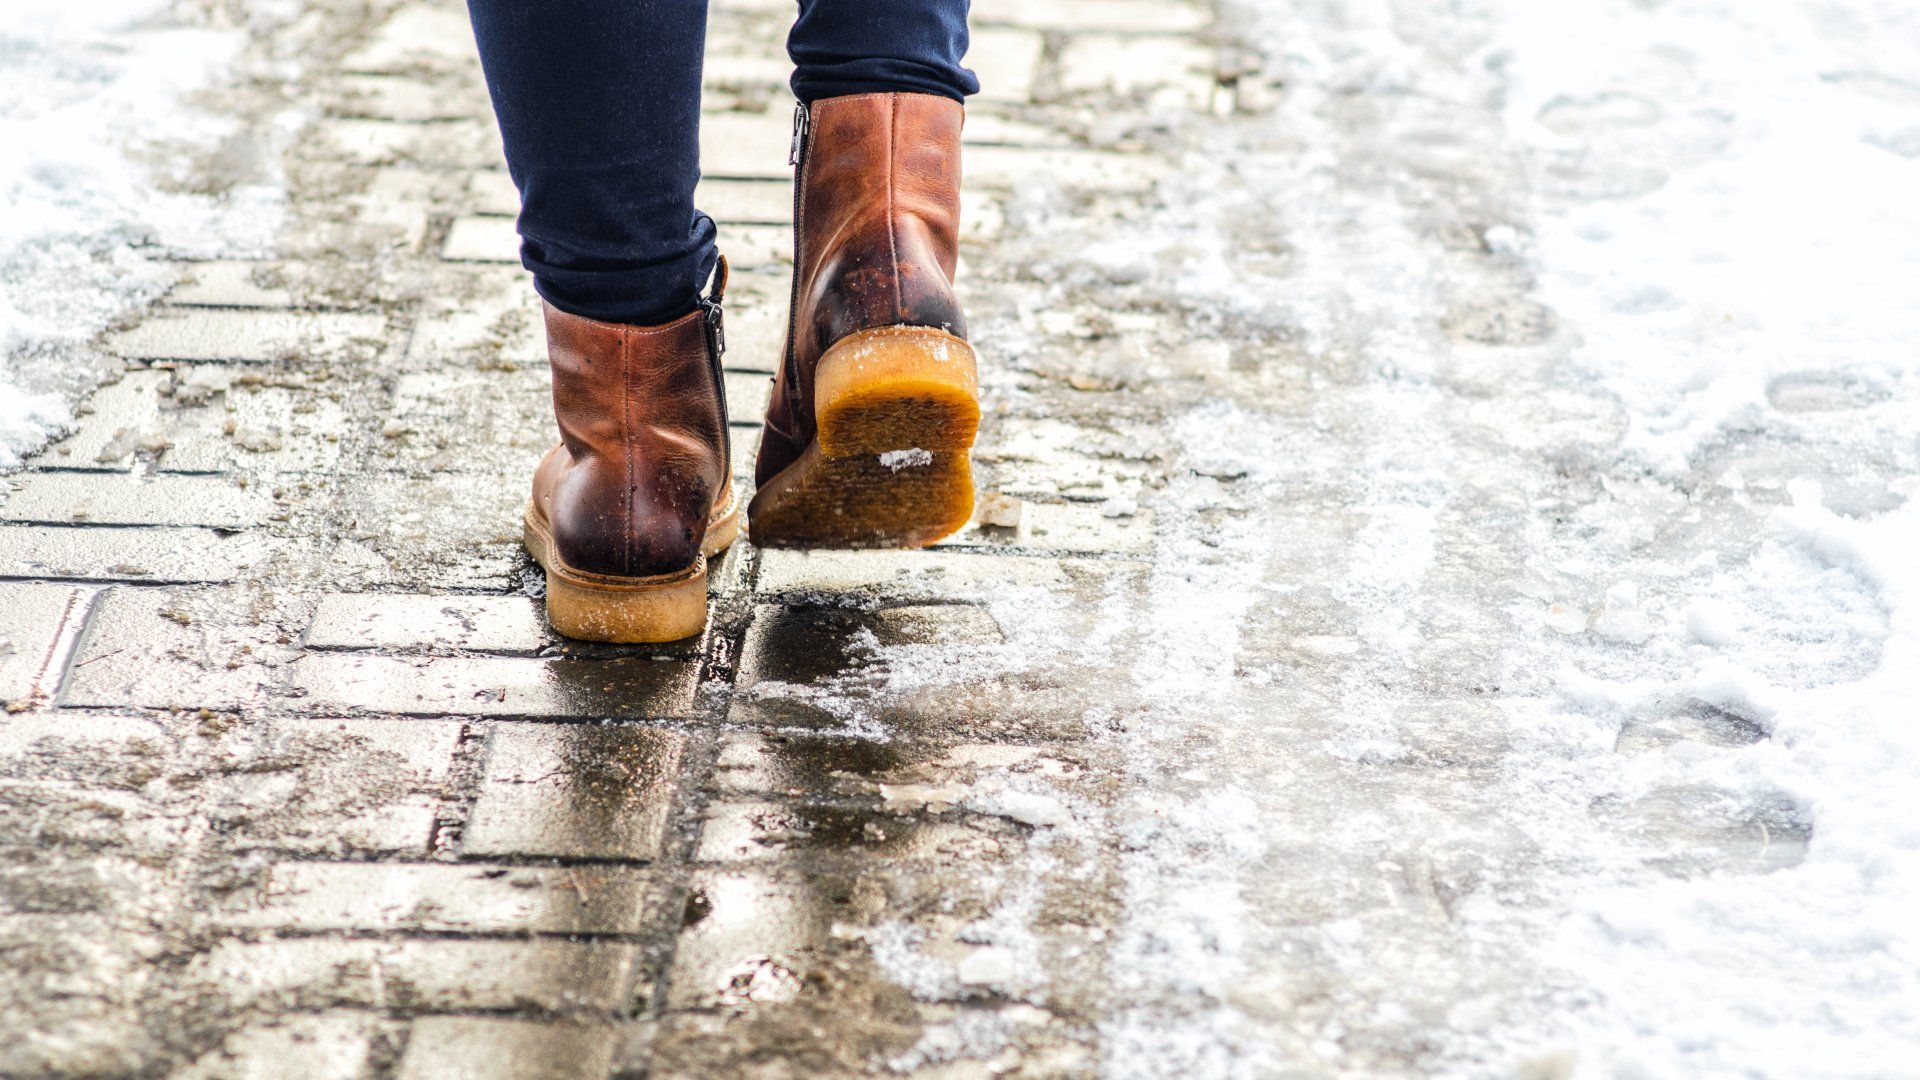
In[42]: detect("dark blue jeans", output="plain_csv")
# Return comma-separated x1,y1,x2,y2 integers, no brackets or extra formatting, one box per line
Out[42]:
466,0,976,326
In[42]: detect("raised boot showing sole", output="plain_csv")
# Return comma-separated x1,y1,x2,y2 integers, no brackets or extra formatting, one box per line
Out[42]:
748,326,978,547
524,261,737,642
749,93,979,549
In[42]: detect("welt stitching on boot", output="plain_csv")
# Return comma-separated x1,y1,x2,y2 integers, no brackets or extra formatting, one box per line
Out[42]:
749,92,982,549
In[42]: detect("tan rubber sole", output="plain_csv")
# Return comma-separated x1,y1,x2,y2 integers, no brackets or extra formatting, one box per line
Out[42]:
523,488,740,643
749,326,979,549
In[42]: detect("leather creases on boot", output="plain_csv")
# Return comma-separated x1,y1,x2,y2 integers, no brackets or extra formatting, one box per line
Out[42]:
749,92,981,549
523,261,738,643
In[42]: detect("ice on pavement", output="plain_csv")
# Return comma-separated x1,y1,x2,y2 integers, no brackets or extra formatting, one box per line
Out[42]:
855,0,1920,1073
1489,0,1920,1072
0,0,281,466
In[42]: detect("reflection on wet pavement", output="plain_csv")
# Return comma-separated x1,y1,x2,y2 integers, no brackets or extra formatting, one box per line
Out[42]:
727,602,1100,743
463,724,685,860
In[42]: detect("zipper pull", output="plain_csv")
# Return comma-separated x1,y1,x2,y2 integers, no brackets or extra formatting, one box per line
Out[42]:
788,101,810,166
703,299,726,359
701,295,726,360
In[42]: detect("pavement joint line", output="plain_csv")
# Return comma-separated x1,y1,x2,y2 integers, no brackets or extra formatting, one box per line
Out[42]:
227,850,677,871
235,709,721,724
0,520,260,531
190,1004,651,1020
160,299,383,311
428,719,490,857
17,466,247,478
213,1007,656,1028
213,928,664,944
418,212,459,259
0,573,239,587
53,708,1104,755
634,734,723,1015
207,1001,650,1022
296,643,553,659
18,584,104,709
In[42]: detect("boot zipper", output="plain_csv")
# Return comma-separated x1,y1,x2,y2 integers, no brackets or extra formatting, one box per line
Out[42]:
779,100,812,429
701,259,730,473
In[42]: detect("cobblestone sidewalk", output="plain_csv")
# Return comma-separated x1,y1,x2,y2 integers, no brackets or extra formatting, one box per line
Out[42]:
0,0,1230,1075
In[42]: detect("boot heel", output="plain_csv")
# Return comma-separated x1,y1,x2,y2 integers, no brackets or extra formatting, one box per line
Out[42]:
541,562,710,643
749,326,980,549
814,326,979,456
523,509,716,643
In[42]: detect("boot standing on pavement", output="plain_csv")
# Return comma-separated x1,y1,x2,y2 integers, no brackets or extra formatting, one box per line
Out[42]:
464,0,981,643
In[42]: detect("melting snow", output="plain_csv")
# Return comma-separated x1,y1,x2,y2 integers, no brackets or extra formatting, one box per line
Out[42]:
856,0,1920,1072
0,0,282,467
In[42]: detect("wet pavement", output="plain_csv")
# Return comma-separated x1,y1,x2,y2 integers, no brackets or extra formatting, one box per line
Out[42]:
0,2,1199,1074
0,0,1883,1075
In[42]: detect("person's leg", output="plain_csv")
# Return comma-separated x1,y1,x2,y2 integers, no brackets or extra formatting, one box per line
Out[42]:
466,0,735,644
787,0,978,104
465,0,716,325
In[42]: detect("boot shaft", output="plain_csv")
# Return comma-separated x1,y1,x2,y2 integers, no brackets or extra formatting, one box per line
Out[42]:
545,303,727,465
793,92,967,357
538,297,730,579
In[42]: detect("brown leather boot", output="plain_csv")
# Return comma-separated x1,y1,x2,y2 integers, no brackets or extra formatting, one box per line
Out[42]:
522,262,739,642
748,92,980,548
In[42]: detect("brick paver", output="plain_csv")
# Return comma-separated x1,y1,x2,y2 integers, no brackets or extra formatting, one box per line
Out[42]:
0,0,1219,1074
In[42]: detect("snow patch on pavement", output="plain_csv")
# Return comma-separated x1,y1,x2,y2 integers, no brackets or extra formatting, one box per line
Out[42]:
1484,0,1920,1071
1515,481,1920,1074
1494,0,1920,477
0,0,283,467
762,0,1920,1071
1096,402,1287,1079
1058,0,1920,1070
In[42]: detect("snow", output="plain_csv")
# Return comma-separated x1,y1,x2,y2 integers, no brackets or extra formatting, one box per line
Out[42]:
1495,0,1920,479
983,789,1068,828
956,946,1019,987
877,447,933,471
1483,0,1920,1072
1683,599,1741,647
0,0,282,467
717,0,1920,1066
910,0,1920,1072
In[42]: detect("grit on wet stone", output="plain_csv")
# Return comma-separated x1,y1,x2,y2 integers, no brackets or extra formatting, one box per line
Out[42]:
4,0,1902,1076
